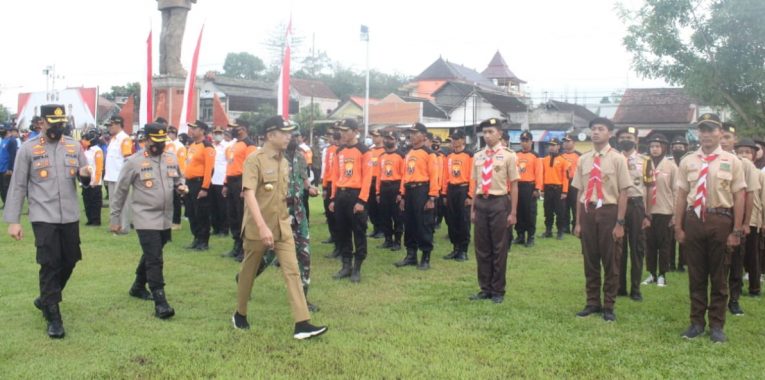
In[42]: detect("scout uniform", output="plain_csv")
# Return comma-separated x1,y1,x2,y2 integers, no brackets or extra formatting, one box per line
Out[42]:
468,118,519,303
395,123,440,270
514,131,543,247
184,120,215,250
643,134,677,286
540,138,571,239
571,117,632,321
233,116,327,340
616,127,655,301
676,113,746,342
441,130,474,261
560,135,581,233
110,123,183,319
81,129,105,226
734,139,765,297
330,118,373,282
3,104,90,338
103,115,134,233
223,121,257,261
670,135,690,272
367,131,386,238
376,132,406,251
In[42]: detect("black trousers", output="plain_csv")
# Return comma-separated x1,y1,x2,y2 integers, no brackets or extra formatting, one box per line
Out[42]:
172,192,182,225
619,198,646,295
474,195,510,296
209,184,228,234
334,188,368,261
185,178,211,244
82,185,103,225
379,180,403,241
31,222,82,306
135,229,171,291
565,181,577,232
0,172,11,205
323,183,337,241
446,184,470,251
744,227,761,294
226,176,244,244
368,177,380,232
543,184,566,233
404,185,435,253
645,214,673,277
515,181,537,237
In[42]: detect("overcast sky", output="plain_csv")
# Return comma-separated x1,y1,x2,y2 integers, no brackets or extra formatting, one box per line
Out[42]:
0,0,667,112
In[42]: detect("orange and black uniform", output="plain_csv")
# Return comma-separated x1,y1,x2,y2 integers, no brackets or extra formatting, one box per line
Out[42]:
442,149,473,256
433,150,447,227
225,137,258,256
331,142,374,263
560,150,580,232
397,147,440,265
515,150,543,243
185,139,216,246
541,152,571,236
367,145,385,236
377,149,406,245
322,144,339,244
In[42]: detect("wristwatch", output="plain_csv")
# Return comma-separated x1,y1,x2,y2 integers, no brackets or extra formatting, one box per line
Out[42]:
616,219,626,226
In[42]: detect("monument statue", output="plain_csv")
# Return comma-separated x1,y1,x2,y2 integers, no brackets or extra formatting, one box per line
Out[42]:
157,0,197,76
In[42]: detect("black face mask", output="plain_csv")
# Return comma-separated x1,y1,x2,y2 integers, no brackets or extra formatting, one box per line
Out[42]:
384,142,395,149
148,142,165,156
672,149,685,161
46,125,64,141
618,140,636,152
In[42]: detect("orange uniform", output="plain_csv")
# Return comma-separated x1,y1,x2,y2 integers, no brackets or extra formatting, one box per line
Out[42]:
331,143,374,203
516,151,543,190
185,140,215,189
376,150,406,193
442,150,474,195
560,151,580,180
226,138,258,177
369,146,385,179
302,146,313,166
400,147,440,198
322,144,338,188
541,154,571,193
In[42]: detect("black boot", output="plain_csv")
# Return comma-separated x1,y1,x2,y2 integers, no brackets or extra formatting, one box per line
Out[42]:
556,231,564,240
222,240,240,258
195,241,209,251
390,235,402,251
443,246,459,260
542,229,553,238
325,246,341,259
43,303,65,339
454,249,468,262
304,286,319,312
525,236,536,248
512,233,525,245
394,249,418,267
378,238,394,249
333,257,352,279
185,239,200,250
350,258,363,283
418,251,431,270
152,288,175,319
129,281,153,300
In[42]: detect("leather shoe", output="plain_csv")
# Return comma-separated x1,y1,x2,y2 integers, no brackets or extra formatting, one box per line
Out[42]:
491,295,504,304
469,292,492,301
602,309,616,322
575,305,602,317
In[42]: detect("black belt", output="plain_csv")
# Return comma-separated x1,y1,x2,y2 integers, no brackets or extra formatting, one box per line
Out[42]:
381,180,401,185
338,187,360,192
405,181,428,188
519,181,536,185
687,207,732,218
628,196,643,201
585,202,616,209
448,183,469,188
187,177,202,183
477,194,507,199
544,184,562,189
226,175,242,181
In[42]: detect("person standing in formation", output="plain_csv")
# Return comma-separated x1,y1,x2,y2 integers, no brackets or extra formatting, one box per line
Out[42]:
80,129,104,226
540,138,571,240
165,125,187,230
560,135,581,234
513,131,542,248
367,130,385,239
376,131,406,251
442,130,473,261
222,120,257,262
733,138,765,299
642,134,677,287
184,120,215,251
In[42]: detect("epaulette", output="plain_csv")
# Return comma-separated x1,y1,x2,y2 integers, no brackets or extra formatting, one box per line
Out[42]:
243,137,257,147
201,140,213,148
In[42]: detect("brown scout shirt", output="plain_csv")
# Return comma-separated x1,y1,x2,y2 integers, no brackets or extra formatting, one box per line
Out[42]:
471,143,519,197
241,144,292,242
676,146,746,209
624,151,654,198
751,169,765,227
571,144,632,205
650,157,678,216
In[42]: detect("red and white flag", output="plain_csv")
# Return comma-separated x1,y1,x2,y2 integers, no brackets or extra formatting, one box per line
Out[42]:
179,25,205,134
277,19,292,120
139,30,153,129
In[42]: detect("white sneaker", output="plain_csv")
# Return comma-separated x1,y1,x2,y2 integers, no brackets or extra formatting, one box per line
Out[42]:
744,273,749,282
657,275,666,287
642,274,655,285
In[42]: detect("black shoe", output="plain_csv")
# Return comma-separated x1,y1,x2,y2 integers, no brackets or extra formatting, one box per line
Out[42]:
541,230,553,238
152,289,175,319
307,302,320,313
442,249,459,260
748,291,762,297
221,244,238,258
371,231,385,239
185,239,200,250
454,251,468,262
129,283,153,301
556,231,564,240
575,305,602,317
293,321,328,340
234,252,244,262
681,324,705,339
43,304,65,339
709,328,727,343
194,242,209,251
417,252,431,271
33,297,43,311
394,251,418,267
630,292,643,302
512,235,525,245
491,295,504,304
525,237,535,248
333,260,352,280
728,300,744,316
389,242,402,251
325,248,341,259
350,260,362,283
232,312,250,330
379,240,394,249
676,266,686,273
602,309,616,322
469,292,492,301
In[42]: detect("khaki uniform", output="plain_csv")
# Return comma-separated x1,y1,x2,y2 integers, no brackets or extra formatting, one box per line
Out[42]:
619,152,654,297
471,144,519,296
729,157,762,302
236,144,309,322
571,145,631,311
676,146,746,329
744,169,765,295
645,157,677,278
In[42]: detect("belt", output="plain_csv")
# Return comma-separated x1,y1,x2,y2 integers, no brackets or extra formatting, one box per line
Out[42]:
448,183,469,188
477,194,507,199
338,187,360,192
187,177,202,183
687,207,732,217
381,180,401,185
405,181,428,188
226,175,242,181
519,181,536,185
585,202,616,209
628,196,643,201
544,184,562,188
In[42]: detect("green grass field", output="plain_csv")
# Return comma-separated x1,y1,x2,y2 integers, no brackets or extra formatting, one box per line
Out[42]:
2,197,765,379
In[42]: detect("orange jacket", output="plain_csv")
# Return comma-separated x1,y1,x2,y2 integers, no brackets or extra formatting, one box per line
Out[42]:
369,146,385,178
400,147,440,198
541,154,571,193
322,145,338,188
560,151,580,180
186,140,215,189
516,151,543,190
376,150,406,193
226,139,257,177
442,150,473,195
331,143,374,203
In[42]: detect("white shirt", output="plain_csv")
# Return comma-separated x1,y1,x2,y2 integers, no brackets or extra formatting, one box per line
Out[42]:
212,141,229,186
104,130,130,182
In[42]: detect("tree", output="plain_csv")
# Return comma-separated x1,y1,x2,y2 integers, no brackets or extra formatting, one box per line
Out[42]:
0,104,10,123
620,0,765,134
237,103,277,135
222,52,266,80
103,82,141,101
294,103,324,136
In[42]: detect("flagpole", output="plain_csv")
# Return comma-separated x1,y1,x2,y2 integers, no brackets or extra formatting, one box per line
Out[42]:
363,26,370,138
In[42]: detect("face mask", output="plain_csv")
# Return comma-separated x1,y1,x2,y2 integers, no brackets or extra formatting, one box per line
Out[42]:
672,149,685,161
432,144,440,151
46,125,64,141
213,134,224,142
618,140,636,152
149,141,165,156
384,142,395,149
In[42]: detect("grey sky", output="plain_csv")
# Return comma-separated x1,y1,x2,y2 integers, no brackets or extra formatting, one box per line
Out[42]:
0,0,666,111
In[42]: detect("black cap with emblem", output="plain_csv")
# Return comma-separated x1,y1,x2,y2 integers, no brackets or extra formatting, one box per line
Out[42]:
671,135,688,146
478,118,503,132
520,131,533,141
40,104,68,125
335,118,360,131
722,122,736,135
410,122,427,134
615,126,639,138
145,123,170,143
696,113,722,130
188,119,210,133
548,137,561,146
262,115,296,134
450,130,466,140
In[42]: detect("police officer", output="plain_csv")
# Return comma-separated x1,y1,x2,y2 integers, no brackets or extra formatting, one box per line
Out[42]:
540,138,571,240
560,135,581,234
376,131,406,251
468,118,519,303
442,130,473,261
642,134,677,287
110,123,186,319
184,120,215,251
572,117,631,322
329,118,373,282
232,116,327,340
615,126,654,301
675,113,746,343
395,123,440,270
514,131,542,247
4,104,92,338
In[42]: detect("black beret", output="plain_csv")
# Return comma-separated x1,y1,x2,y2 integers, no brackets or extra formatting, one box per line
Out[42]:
671,136,688,146
154,117,168,125
721,122,736,134
616,126,639,138
336,118,359,131
478,118,503,131
450,130,466,140
548,137,561,146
